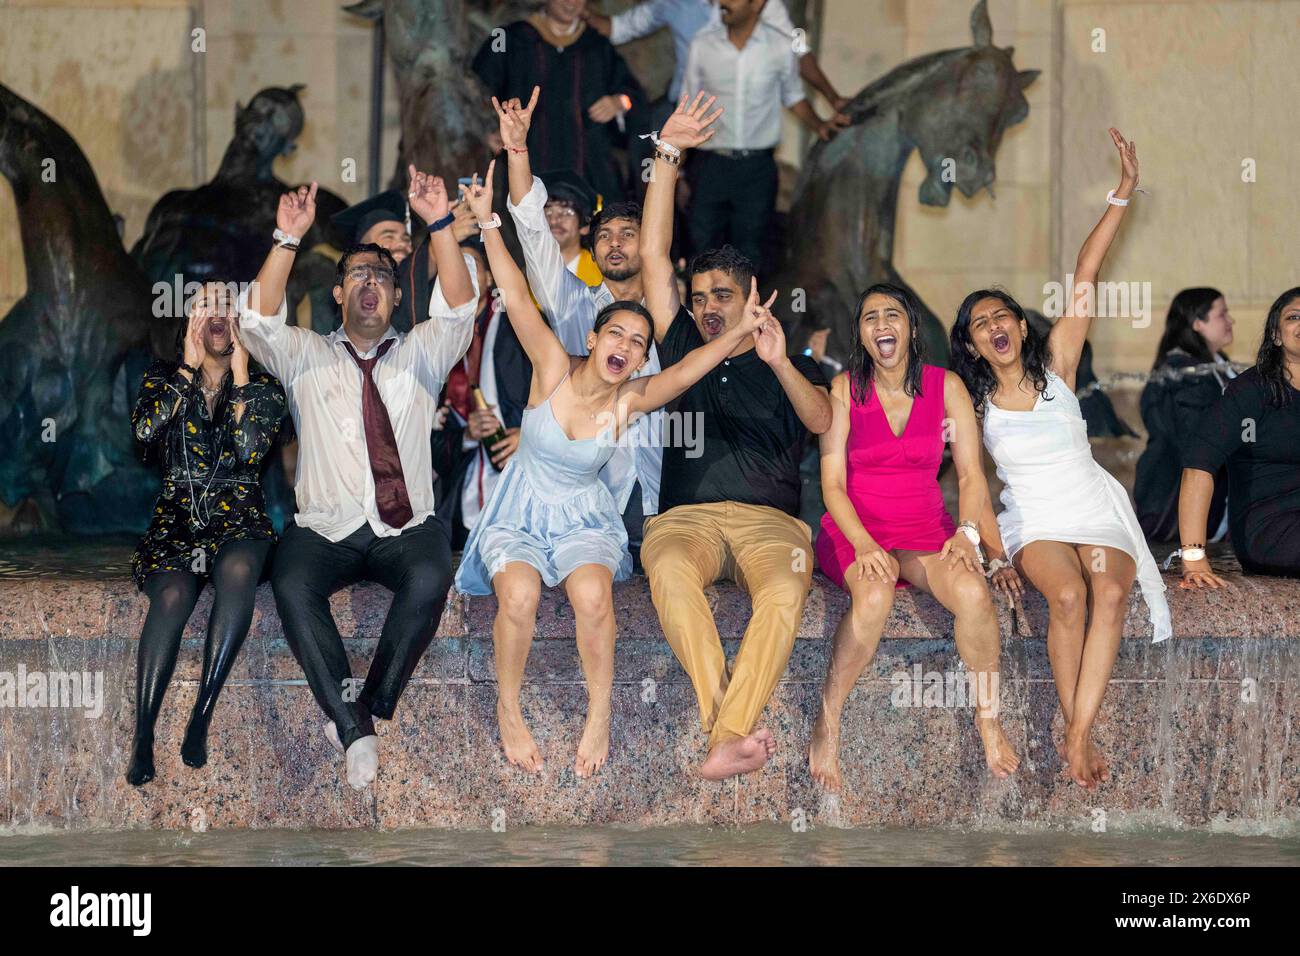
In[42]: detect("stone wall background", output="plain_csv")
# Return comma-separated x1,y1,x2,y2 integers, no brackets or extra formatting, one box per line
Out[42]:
2,0,1297,376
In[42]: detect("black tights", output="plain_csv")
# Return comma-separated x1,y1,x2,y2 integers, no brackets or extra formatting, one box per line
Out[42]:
126,539,271,786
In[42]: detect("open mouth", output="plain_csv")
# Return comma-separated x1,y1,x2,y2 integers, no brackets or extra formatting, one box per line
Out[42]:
991,330,1011,354
359,291,380,312
873,334,897,359
207,319,228,337
605,252,625,266
702,315,724,337
606,354,628,375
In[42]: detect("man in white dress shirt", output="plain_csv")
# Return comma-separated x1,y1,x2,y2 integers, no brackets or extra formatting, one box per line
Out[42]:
682,0,840,270
238,173,478,790
586,0,849,110
497,88,662,566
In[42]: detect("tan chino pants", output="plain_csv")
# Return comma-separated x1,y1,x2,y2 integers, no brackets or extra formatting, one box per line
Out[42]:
641,501,813,746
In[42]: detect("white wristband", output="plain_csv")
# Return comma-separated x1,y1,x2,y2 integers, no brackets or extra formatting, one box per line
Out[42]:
273,228,301,249
958,523,980,547
1180,546,1206,563
1105,189,1130,207
638,131,680,158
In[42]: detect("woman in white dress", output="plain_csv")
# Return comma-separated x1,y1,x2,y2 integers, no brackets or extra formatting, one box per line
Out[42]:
949,129,1170,791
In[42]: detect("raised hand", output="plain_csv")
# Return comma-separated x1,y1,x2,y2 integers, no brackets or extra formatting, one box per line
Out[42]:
277,182,317,239
659,91,723,152
1109,127,1139,195
458,160,495,223
408,165,449,224
493,86,538,152
740,276,778,333
183,300,210,369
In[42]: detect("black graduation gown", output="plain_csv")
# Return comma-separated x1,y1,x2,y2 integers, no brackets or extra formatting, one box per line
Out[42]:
471,20,644,202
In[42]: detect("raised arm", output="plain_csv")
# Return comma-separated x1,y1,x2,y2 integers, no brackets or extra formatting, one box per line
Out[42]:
1049,128,1139,389
239,183,319,383
409,166,474,310
819,374,898,583
498,88,598,350
461,161,569,383
622,279,769,417
643,92,723,343
751,301,833,434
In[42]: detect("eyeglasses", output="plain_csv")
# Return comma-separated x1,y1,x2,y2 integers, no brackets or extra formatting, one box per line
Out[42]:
346,265,397,285
544,205,578,220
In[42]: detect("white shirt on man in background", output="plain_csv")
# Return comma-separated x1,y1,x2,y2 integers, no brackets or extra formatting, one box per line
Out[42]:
236,257,479,542
611,0,796,102
682,20,805,151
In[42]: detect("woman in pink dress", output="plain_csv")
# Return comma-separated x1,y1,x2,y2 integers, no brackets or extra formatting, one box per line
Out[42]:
809,283,1019,792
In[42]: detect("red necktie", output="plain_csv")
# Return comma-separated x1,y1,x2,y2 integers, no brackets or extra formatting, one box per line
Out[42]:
341,338,414,529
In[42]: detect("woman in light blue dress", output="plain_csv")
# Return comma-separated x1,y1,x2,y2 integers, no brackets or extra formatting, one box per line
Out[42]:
455,161,773,777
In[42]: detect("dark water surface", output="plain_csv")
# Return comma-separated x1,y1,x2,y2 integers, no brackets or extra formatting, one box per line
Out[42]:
1,824,1296,866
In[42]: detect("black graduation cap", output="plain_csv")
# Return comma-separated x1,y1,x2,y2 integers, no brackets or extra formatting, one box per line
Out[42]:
330,189,410,248
539,169,599,224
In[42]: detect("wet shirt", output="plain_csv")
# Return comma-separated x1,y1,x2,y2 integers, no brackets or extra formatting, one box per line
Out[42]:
657,307,829,516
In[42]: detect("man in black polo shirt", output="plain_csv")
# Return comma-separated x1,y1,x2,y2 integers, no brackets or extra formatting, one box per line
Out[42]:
639,92,833,780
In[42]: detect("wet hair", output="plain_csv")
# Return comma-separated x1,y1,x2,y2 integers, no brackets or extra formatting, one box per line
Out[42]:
950,288,1052,417
1256,286,1300,408
594,300,654,343
335,242,400,287
1152,287,1224,369
588,201,642,240
847,283,926,402
688,245,755,299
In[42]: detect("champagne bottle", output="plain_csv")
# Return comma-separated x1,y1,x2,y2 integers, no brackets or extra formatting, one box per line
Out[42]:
472,386,509,472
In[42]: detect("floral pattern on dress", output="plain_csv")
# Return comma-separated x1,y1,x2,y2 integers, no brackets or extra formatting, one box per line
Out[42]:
129,360,286,589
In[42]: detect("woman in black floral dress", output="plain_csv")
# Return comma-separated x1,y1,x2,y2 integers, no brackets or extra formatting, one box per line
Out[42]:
127,281,286,786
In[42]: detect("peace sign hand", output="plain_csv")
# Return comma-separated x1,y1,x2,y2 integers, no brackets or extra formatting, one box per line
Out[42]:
741,276,778,333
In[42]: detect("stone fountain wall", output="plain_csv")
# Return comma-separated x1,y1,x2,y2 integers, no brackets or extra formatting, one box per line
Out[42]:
0,571,1296,831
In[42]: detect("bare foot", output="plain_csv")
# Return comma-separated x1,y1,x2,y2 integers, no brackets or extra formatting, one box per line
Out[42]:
574,703,610,779
976,715,1021,778
1087,739,1110,784
808,711,842,791
700,729,775,780
497,701,543,774
1064,732,1094,789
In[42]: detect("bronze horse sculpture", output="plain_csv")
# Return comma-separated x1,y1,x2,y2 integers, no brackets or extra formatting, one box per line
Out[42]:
0,82,166,534
774,0,1039,366
131,85,346,333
